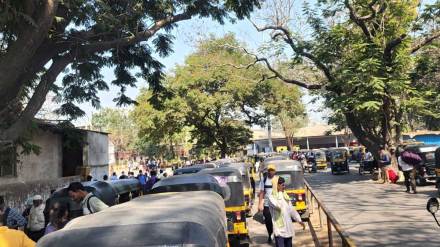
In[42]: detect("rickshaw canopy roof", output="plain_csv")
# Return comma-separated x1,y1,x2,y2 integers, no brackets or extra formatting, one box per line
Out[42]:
405,144,438,153
174,166,203,175
264,160,303,172
219,162,250,175
151,174,224,197
198,166,242,179
38,191,227,247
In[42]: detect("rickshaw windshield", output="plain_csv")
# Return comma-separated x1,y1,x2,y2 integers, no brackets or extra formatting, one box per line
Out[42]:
277,171,304,190
315,152,325,160
333,152,345,159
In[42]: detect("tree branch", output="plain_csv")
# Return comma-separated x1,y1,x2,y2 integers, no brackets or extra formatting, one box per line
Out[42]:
344,0,374,41
81,12,191,54
411,29,440,53
224,44,322,89
0,0,59,95
250,20,334,82
2,54,72,141
383,34,407,63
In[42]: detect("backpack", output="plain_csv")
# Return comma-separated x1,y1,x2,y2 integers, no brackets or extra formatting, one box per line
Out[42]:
86,194,97,214
401,151,422,166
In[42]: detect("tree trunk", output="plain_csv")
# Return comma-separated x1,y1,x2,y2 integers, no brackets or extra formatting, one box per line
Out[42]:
267,115,273,152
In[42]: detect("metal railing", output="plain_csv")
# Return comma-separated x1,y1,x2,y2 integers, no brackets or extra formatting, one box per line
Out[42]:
305,180,357,247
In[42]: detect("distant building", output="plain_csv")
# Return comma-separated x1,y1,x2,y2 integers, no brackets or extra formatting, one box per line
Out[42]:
0,120,109,210
251,123,355,153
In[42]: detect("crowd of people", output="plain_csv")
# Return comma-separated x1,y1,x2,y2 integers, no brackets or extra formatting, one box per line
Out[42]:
0,164,166,247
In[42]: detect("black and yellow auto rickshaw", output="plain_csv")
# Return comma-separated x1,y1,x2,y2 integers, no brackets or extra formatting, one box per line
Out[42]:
405,144,438,186
329,148,349,174
220,162,254,216
265,160,309,220
38,191,229,247
313,149,327,170
198,167,249,246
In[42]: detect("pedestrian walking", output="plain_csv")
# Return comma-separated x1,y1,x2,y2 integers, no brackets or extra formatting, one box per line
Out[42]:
110,172,118,180
145,170,159,192
379,147,391,183
258,164,278,243
0,196,27,230
67,182,109,215
27,195,45,242
119,171,128,179
44,203,69,235
0,221,35,247
269,176,305,247
137,170,148,194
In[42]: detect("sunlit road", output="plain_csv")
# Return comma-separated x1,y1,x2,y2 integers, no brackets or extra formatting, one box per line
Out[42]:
305,163,440,246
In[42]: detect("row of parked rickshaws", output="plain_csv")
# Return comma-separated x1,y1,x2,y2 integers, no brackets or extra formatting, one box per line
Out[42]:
39,156,309,247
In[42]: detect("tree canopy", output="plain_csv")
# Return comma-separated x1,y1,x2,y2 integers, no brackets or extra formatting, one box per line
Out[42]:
0,0,261,146
90,108,137,153
133,34,305,158
249,0,440,156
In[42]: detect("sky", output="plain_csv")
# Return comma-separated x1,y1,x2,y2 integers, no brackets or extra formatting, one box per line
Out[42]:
42,2,327,126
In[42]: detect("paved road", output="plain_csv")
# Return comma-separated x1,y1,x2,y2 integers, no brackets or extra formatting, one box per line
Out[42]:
306,163,440,247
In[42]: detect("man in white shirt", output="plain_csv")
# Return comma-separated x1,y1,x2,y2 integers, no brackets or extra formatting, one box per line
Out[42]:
398,153,417,194
67,182,109,215
27,195,45,242
258,164,277,243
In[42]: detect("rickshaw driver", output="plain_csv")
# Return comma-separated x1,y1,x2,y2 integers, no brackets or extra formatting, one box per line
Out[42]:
258,164,278,243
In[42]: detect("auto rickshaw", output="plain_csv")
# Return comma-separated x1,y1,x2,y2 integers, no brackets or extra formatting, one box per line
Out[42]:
265,160,309,220
329,148,349,174
150,173,225,197
405,144,438,186
198,167,249,246
313,149,327,170
38,191,229,247
220,162,254,216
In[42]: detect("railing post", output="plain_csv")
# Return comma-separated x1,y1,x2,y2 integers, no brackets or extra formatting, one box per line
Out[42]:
318,205,322,229
327,217,333,247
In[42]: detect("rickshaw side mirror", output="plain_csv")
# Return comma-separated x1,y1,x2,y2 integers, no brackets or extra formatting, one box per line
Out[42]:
427,198,439,214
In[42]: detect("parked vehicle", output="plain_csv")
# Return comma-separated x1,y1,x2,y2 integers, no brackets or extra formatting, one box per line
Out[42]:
313,149,328,170
199,167,249,246
220,162,254,216
329,148,349,175
38,191,228,247
405,144,438,186
263,160,309,220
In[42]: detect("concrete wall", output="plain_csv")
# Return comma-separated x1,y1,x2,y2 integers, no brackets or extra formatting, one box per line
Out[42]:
85,131,109,180
0,128,62,186
0,176,80,212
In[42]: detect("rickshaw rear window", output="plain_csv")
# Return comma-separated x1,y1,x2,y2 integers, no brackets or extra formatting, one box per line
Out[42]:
277,172,304,189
